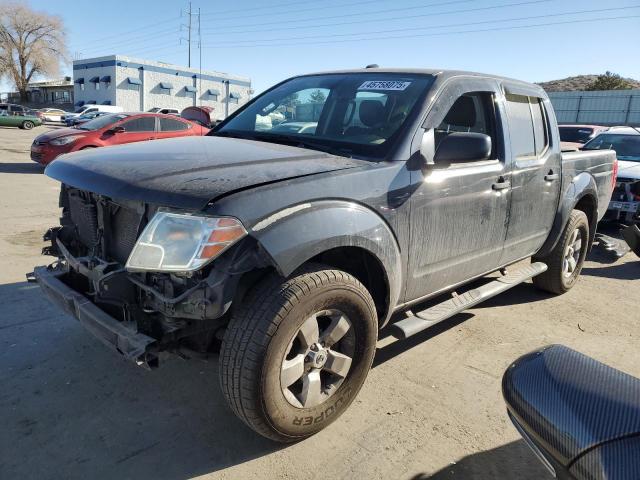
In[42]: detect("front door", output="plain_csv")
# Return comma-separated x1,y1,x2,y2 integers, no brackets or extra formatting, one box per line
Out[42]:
405,79,512,302
499,92,562,263
106,115,157,145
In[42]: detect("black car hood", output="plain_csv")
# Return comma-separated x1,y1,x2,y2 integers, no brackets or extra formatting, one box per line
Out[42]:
45,136,368,209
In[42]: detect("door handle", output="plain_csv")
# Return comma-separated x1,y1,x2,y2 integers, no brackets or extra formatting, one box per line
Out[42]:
544,170,559,181
492,177,511,191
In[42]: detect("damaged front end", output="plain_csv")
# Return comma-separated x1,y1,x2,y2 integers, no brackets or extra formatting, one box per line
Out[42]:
29,186,264,368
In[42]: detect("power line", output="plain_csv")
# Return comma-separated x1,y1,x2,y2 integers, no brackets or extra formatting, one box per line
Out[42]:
201,0,550,35
83,16,180,45
201,0,480,31
202,5,640,45
202,0,423,22
80,26,180,55
201,13,640,49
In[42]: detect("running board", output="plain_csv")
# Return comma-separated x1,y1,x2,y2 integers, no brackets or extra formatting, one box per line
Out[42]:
390,262,548,340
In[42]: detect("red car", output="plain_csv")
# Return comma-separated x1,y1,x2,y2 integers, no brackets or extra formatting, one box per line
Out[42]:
30,112,209,165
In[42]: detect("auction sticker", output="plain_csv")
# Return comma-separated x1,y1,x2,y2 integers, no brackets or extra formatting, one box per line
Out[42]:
358,80,411,91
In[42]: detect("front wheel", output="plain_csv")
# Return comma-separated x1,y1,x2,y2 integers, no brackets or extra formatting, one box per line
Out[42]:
21,121,34,130
533,210,589,294
220,264,378,442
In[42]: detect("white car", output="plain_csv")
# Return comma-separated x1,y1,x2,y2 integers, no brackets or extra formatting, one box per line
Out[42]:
62,104,123,122
38,108,67,123
583,127,640,222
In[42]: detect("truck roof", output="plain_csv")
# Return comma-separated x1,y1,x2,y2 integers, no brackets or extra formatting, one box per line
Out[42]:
298,67,546,97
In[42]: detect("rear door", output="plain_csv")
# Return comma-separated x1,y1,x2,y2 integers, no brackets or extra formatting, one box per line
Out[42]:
500,90,561,264
405,78,512,301
106,116,157,145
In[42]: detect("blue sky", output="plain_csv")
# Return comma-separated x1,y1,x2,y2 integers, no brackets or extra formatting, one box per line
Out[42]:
9,0,640,94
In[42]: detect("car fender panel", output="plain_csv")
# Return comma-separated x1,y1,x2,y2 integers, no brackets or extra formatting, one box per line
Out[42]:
250,200,402,324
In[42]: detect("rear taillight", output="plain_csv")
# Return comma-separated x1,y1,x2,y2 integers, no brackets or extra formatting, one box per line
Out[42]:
612,158,619,190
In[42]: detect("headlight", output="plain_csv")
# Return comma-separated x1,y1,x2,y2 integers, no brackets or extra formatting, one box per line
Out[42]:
125,212,247,272
50,135,82,146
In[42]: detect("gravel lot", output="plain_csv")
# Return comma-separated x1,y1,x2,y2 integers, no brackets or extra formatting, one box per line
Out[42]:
1,126,638,480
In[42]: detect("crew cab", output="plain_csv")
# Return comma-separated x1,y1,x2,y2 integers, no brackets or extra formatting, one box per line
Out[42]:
31,68,616,442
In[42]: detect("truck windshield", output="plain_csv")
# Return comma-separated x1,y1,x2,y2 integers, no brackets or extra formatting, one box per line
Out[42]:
559,126,595,143
213,73,435,159
582,134,640,161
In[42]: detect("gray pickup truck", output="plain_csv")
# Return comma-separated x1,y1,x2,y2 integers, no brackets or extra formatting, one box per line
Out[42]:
32,68,616,442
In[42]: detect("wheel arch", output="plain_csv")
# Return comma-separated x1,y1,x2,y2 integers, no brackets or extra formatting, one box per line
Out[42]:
537,173,599,257
249,200,402,327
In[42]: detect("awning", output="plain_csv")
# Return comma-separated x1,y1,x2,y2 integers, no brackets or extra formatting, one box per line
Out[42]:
86,100,96,104
100,75,111,83
102,100,111,105
184,85,197,93
127,77,142,85
75,78,84,84
229,92,241,99
159,82,173,89
89,76,100,83
75,101,85,106
207,89,220,96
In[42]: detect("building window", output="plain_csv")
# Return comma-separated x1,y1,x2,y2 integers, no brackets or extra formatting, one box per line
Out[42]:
159,82,173,94
207,88,220,101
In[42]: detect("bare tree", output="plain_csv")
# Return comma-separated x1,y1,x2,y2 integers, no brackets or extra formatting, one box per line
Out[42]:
0,2,68,101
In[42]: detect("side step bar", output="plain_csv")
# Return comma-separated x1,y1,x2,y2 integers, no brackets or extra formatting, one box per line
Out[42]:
390,262,548,340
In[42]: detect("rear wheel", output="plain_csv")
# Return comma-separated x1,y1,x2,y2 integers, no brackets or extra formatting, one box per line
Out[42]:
21,121,34,130
533,210,589,294
220,264,377,442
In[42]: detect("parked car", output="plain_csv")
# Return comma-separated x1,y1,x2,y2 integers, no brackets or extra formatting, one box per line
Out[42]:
0,109,42,129
39,108,68,123
148,107,179,115
558,124,609,151
583,127,640,223
61,104,123,122
24,109,45,121
64,110,110,127
30,112,208,165
503,345,640,479
271,121,317,134
0,102,28,116
32,68,616,442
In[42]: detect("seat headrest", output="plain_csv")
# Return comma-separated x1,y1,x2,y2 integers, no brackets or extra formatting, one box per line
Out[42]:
443,95,476,128
359,100,385,127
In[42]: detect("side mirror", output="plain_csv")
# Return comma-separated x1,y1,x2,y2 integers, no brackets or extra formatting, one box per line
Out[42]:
108,126,125,134
433,132,492,165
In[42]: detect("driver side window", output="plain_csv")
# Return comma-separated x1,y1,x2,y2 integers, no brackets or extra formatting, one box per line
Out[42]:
435,92,497,159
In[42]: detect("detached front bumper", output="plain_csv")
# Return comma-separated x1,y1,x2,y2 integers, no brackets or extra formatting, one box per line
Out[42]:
31,265,159,368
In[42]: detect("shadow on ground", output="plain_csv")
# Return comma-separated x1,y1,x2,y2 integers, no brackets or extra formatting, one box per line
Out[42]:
0,281,282,480
0,162,44,174
409,440,552,479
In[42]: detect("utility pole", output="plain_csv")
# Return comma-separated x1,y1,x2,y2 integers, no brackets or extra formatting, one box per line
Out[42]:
187,1,192,67
198,7,202,106
181,2,199,68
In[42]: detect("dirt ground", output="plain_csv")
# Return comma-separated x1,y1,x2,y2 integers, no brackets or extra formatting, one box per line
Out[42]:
0,126,638,480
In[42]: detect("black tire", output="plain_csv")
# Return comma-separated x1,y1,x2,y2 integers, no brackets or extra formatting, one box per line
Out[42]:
22,121,34,130
220,264,377,442
533,210,589,294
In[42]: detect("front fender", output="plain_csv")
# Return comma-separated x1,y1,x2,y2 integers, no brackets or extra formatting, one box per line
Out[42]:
249,200,402,319
537,172,598,257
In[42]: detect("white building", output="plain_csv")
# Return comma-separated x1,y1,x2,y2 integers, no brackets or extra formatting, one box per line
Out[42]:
72,55,252,118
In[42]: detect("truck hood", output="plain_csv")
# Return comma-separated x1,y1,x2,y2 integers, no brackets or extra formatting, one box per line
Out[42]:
45,136,369,209
618,160,640,180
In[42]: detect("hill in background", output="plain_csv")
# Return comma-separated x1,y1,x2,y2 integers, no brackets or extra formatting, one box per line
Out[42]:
537,74,640,92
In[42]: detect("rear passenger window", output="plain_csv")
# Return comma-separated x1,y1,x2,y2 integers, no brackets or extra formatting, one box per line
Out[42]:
506,94,548,158
435,92,497,159
506,94,535,159
121,117,156,132
160,117,190,131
